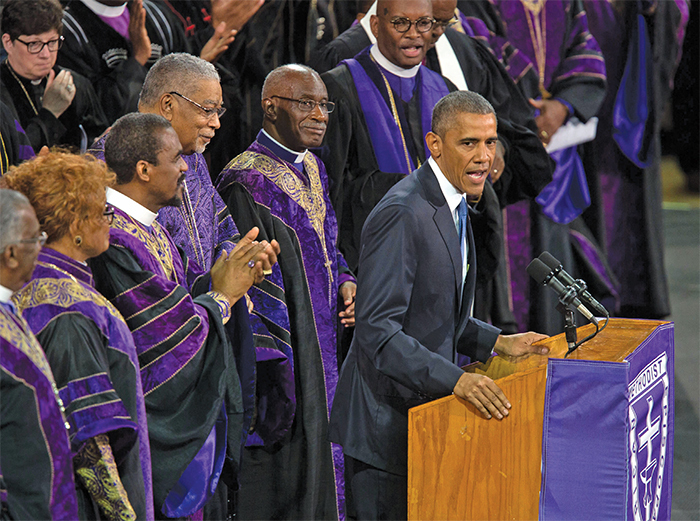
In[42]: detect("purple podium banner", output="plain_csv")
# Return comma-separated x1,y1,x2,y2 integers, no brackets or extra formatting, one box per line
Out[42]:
539,322,675,521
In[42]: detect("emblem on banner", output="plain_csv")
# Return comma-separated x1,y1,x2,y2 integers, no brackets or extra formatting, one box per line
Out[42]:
628,352,670,521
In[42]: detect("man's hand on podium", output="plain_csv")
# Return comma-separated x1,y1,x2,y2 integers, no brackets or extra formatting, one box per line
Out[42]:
453,372,511,420
453,332,549,419
493,332,550,362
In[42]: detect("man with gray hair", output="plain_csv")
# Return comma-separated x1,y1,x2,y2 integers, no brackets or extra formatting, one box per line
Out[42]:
329,91,548,519
90,52,237,273
0,189,78,520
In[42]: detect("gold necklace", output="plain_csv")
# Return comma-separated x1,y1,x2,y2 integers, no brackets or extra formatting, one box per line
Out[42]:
370,54,416,173
5,62,41,115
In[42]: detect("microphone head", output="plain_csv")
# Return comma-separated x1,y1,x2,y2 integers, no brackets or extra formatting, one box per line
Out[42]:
539,251,562,271
527,258,553,285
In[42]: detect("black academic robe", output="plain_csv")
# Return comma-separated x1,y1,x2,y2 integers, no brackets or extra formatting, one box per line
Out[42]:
59,0,191,123
0,62,107,152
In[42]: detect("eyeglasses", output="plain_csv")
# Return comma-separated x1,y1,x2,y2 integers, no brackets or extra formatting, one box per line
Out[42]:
433,17,457,29
169,91,226,119
17,231,48,247
269,96,335,114
103,204,115,224
388,16,434,33
14,36,64,54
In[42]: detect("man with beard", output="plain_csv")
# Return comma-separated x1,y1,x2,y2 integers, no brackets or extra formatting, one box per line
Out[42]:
90,53,237,273
91,112,279,518
217,64,355,520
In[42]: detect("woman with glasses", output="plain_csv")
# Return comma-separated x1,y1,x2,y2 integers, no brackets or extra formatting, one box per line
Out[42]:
2,151,154,521
0,0,107,154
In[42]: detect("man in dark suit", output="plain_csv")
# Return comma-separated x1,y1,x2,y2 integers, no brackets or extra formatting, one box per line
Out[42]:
329,91,549,520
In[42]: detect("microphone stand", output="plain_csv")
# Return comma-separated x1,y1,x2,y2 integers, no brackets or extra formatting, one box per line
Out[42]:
556,302,578,353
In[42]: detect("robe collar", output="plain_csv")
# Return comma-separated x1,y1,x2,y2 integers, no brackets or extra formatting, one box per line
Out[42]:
106,187,158,228
38,248,94,287
370,44,421,78
258,129,307,166
0,283,12,304
81,0,127,17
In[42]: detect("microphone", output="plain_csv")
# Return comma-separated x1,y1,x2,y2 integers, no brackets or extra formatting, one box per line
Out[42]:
527,258,599,325
538,252,609,317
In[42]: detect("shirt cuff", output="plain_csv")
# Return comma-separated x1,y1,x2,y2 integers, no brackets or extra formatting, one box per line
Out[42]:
338,273,356,288
207,291,231,325
554,97,574,121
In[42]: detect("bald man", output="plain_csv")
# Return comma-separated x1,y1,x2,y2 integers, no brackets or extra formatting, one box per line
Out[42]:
216,64,355,521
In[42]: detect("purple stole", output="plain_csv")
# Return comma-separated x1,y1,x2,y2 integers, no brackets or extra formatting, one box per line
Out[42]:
0,306,78,520
342,49,449,174
108,208,205,394
15,248,154,520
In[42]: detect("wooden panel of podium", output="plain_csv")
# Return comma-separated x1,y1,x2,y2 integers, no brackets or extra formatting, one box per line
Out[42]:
407,319,675,521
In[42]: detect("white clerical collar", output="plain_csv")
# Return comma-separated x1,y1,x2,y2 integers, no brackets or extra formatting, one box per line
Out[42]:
360,2,378,44
429,156,466,215
0,284,13,303
261,129,307,163
370,44,421,78
81,0,127,17
106,187,158,227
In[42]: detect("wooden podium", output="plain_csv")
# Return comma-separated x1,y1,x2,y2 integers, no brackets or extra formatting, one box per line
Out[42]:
407,319,675,521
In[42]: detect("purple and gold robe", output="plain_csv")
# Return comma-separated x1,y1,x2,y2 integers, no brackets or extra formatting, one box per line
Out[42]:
217,141,355,520
89,137,238,271
14,248,154,520
88,207,253,517
0,304,78,520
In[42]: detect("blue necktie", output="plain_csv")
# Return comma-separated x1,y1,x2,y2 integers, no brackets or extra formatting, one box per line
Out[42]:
457,198,468,270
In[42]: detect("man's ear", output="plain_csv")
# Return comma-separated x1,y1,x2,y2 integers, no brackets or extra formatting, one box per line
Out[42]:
425,131,442,158
159,93,176,122
135,160,150,182
2,245,19,270
262,98,277,122
369,14,379,39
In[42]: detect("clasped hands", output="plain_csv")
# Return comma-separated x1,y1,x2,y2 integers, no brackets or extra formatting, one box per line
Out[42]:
210,227,280,307
453,332,549,420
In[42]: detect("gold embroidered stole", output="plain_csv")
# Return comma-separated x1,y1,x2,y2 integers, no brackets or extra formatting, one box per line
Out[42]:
228,151,335,304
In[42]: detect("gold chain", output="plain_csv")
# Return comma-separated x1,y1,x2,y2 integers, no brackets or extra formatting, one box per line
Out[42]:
5,62,40,115
370,54,415,173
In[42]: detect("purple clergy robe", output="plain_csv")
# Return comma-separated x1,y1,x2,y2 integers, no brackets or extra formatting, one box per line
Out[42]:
88,207,252,516
218,141,355,520
0,305,78,520
14,247,154,520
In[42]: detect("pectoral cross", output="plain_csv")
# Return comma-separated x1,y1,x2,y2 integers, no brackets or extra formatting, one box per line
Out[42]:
323,247,334,306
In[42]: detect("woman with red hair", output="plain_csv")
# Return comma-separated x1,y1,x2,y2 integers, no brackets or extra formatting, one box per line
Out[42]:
3,150,153,520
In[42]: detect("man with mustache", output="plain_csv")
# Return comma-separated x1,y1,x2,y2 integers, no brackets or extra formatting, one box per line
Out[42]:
217,64,356,520
91,112,279,518
90,53,238,274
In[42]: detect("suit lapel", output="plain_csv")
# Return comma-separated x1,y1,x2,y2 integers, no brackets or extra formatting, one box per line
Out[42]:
417,164,462,298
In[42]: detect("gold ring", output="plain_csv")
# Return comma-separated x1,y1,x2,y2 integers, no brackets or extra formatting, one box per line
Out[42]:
541,130,549,139
262,269,273,276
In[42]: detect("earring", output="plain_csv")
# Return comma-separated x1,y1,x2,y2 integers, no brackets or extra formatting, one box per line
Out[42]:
74,236,82,246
